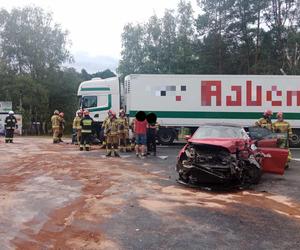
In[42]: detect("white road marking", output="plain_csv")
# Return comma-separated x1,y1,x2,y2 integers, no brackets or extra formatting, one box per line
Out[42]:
292,158,300,162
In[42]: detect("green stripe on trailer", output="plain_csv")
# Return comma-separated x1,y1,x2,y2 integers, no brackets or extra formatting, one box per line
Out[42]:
81,87,110,91
129,111,300,120
88,94,112,112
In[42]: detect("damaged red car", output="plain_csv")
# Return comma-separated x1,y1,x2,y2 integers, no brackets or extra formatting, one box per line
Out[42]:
176,124,289,186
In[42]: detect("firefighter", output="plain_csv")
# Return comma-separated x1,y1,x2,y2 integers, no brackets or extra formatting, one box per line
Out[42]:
118,109,129,152
4,111,17,143
51,110,61,143
255,110,273,130
58,112,65,142
80,110,93,151
272,112,292,166
104,112,120,157
101,110,113,148
72,110,83,145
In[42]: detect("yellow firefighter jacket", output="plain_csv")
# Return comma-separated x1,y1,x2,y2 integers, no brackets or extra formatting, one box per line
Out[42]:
117,116,129,133
272,120,292,137
73,116,82,130
104,118,119,136
51,115,61,129
255,117,272,130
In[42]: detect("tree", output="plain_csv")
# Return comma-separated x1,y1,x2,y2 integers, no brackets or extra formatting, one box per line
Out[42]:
160,9,177,73
0,6,72,80
176,0,195,73
117,23,145,78
143,14,163,73
92,69,116,79
0,6,76,132
264,0,298,73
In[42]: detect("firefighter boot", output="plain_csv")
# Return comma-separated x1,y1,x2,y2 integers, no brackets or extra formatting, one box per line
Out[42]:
114,150,120,157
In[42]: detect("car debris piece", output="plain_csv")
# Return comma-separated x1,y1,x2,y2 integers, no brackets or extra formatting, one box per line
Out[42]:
157,155,168,160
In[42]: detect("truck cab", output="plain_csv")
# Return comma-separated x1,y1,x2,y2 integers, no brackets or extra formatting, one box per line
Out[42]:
77,77,120,123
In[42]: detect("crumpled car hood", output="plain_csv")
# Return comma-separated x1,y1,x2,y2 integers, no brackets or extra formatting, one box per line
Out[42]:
188,138,246,153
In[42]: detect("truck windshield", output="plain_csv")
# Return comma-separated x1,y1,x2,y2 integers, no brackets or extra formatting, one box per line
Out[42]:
82,96,97,108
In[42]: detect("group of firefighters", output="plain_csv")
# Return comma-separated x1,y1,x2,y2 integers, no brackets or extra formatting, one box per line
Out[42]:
56,109,158,158
256,110,292,165
1,108,295,165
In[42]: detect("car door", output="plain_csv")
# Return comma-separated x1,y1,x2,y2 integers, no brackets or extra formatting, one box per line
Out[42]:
258,147,288,175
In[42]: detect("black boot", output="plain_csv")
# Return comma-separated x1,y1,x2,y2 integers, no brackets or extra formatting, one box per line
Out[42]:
106,151,112,157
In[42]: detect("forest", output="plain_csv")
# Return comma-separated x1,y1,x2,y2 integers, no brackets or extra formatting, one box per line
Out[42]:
0,1,299,132
118,0,300,77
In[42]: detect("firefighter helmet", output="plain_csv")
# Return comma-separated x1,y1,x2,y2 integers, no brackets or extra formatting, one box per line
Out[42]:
277,112,283,118
264,109,273,116
54,110,59,115
119,109,125,116
8,111,14,115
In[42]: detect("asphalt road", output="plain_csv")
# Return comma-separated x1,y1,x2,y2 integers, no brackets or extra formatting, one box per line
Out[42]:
0,137,300,250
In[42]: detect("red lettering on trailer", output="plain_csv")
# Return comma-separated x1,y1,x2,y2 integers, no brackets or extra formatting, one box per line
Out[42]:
287,91,300,106
201,80,300,107
201,81,221,106
226,86,242,106
246,81,262,106
266,86,282,106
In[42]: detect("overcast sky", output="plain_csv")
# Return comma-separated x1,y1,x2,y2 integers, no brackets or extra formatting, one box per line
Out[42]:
0,0,198,72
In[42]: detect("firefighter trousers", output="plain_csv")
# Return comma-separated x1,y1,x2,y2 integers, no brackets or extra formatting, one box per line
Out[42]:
147,131,156,154
77,129,82,145
5,129,14,143
52,127,60,143
80,133,91,151
107,135,119,154
119,132,127,151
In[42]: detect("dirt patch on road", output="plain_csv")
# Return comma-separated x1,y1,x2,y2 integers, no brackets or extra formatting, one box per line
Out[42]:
1,137,300,249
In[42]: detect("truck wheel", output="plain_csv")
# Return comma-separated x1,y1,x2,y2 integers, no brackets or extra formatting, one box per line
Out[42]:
157,128,175,145
289,129,300,148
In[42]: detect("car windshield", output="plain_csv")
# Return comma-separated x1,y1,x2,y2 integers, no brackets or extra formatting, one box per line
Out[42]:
192,125,248,139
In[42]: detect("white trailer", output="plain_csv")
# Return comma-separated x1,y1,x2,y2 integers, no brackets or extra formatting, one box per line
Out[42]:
77,74,300,146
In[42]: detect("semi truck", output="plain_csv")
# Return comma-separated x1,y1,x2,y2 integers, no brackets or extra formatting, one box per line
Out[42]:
77,74,300,147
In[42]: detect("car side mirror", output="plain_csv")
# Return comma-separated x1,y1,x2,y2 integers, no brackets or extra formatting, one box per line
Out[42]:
94,114,99,118
185,135,192,141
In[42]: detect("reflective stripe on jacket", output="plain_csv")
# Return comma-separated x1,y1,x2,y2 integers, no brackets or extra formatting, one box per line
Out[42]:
5,115,17,129
105,118,119,136
80,116,93,133
272,120,292,136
